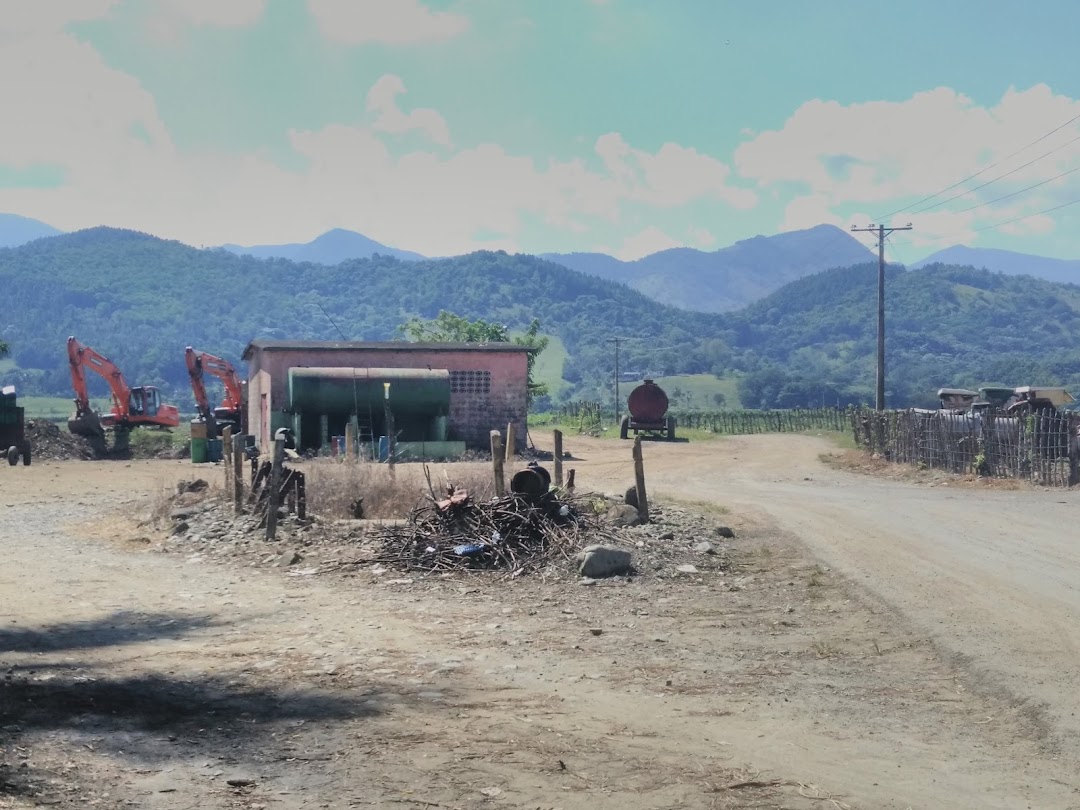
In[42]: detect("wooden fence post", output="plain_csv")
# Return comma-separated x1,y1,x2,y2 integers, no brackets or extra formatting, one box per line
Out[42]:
632,435,649,523
505,421,516,462
266,437,284,540
345,419,354,460
490,430,505,496
232,433,244,515
553,429,564,487
222,426,233,492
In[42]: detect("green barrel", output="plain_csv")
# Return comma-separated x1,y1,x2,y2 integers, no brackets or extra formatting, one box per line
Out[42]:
191,437,209,463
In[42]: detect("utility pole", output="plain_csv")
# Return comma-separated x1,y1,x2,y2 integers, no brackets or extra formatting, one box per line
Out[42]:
850,222,913,411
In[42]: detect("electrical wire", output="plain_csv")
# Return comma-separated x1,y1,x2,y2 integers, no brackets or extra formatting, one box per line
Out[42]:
908,133,1080,216
877,111,1080,220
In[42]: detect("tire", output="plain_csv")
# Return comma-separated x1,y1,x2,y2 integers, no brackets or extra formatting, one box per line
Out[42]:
6,446,18,466
666,415,676,441
619,415,630,440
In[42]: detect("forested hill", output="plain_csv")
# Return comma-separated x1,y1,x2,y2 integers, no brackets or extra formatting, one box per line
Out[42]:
0,228,720,404
4,228,1080,410
730,261,1080,408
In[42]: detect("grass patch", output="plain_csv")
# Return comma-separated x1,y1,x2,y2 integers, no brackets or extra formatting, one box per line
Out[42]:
811,641,840,659
304,458,497,520
673,497,730,517
527,333,569,401
652,374,742,410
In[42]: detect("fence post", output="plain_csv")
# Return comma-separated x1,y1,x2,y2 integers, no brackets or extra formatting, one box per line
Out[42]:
222,426,233,492
490,430,505,496
232,433,244,515
632,435,649,523
505,421,516,462
265,437,284,540
553,429,564,487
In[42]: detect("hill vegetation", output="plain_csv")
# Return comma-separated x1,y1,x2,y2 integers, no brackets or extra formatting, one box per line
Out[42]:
2,227,1080,412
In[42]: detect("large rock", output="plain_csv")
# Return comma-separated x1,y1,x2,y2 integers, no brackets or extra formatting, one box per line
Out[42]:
605,504,642,528
577,544,632,578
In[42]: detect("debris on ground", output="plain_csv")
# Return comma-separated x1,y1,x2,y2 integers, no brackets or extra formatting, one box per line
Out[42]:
363,491,623,575
23,420,96,461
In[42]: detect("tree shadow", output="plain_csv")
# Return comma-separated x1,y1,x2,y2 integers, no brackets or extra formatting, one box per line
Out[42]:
0,611,222,654
0,611,395,801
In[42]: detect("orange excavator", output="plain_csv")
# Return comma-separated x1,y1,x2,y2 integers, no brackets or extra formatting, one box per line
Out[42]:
68,336,180,454
185,346,245,436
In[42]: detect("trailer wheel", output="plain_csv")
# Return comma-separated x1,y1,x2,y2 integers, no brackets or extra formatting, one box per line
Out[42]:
619,415,629,440
6,446,18,466
666,416,676,441
21,446,31,466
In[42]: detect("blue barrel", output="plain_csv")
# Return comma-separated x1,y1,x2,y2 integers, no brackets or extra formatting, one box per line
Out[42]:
207,438,223,462
378,435,389,461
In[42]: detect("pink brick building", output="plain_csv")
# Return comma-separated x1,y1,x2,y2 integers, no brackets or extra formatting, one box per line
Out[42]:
241,340,531,454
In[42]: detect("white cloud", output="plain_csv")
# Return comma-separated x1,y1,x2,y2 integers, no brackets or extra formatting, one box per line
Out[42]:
616,226,681,260
366,75,451,146
306,0,469,45
158,0,266,27
736,84,1080,243
687,225,716,247
0,1,118,37
596,133,756,209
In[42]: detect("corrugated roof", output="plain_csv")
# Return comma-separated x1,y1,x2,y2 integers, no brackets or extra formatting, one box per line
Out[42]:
243,339,533,360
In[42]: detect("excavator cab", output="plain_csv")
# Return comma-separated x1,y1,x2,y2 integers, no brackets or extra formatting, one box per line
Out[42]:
128,386,162,417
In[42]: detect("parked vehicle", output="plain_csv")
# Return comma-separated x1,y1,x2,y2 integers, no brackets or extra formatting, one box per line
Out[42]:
0,385,31,466
619,379,676,440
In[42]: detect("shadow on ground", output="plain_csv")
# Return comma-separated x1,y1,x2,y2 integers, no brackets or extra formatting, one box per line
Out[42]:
0,611,398,802
0,611,222,654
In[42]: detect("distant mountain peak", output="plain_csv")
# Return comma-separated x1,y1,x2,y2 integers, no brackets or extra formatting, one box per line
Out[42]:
913,244,1080,285
220,228,425,264
542,223,874,312
0,213,63,248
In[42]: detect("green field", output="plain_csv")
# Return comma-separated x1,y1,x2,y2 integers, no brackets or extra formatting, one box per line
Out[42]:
647,374,742,410
529,333,569,400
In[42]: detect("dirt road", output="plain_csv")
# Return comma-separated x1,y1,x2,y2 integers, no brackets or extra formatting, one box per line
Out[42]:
1,444,1079,809
571,433,1080,756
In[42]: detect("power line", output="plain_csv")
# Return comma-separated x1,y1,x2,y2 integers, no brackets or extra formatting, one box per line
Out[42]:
946,165,1080,216
908,133,1080,216
900,194,1080,249
878,111,1080,220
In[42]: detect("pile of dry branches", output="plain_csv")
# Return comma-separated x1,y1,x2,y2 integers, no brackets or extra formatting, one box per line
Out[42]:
367,489,619,575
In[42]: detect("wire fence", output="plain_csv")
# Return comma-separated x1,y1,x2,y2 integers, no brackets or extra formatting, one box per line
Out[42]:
851,408,1080,487
545,403,850,436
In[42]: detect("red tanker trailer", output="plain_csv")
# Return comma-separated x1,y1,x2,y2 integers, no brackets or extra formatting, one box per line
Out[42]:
619,379,676,440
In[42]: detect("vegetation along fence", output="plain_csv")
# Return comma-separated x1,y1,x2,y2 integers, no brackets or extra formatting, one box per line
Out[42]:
547,403,850,435
851,408,1080,487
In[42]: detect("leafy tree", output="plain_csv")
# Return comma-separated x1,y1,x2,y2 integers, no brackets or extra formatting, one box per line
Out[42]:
400,310,550,404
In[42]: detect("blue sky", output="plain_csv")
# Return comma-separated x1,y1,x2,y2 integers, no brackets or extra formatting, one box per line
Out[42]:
2,0,1080,261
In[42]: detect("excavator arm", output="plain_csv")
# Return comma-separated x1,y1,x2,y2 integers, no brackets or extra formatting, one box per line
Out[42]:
186,347,243,424
67,336,130,420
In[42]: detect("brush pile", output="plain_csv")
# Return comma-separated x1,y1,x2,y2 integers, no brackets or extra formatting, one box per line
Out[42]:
367,489,622,575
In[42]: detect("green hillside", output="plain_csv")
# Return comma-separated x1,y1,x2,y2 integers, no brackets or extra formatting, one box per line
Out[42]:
3,229,1080,411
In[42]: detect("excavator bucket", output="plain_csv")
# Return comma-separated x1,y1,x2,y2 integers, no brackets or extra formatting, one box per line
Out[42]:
68,408,108,454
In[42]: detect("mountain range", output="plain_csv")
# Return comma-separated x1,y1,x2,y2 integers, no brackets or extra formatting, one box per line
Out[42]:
913,245,1080,285
3,226,1080,411
4,211,1080,309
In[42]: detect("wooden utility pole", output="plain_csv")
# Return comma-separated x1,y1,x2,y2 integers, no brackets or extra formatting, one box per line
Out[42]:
850,223,913,411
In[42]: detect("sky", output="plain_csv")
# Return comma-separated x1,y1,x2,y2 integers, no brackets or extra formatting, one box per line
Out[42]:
4,0,1080,262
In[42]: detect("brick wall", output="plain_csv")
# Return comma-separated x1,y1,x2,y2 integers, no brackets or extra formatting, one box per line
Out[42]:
245,346,529,452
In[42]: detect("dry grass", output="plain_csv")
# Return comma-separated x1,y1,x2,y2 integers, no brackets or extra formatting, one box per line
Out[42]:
303,458,498,520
